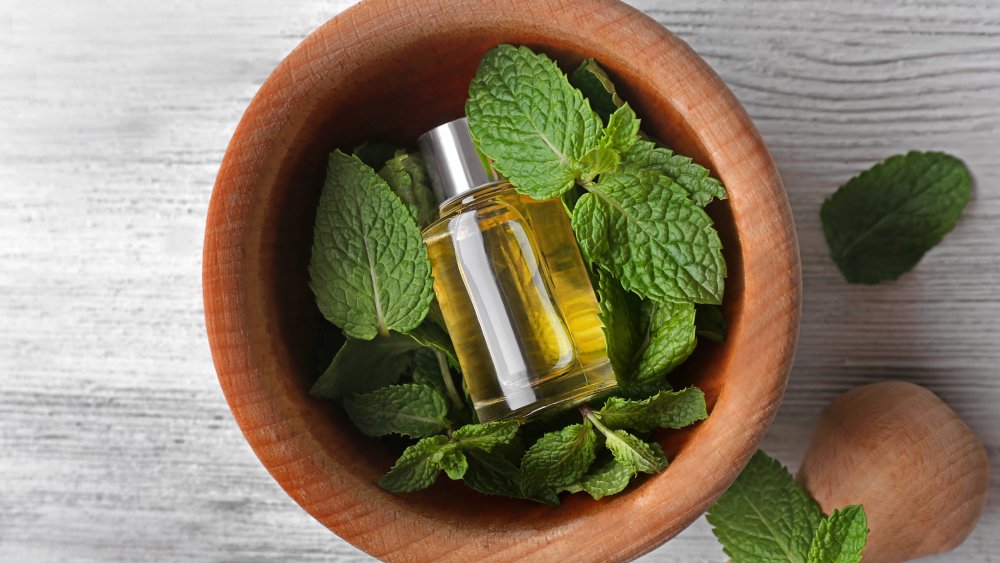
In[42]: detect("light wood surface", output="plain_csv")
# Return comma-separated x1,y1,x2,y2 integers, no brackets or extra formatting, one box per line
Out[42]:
1,0,997,561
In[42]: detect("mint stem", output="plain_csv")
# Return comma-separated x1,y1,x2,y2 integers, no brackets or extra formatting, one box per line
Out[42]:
584,410,613,438
435,349,463,410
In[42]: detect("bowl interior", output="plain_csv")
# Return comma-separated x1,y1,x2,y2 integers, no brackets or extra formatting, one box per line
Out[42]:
207,0,795,558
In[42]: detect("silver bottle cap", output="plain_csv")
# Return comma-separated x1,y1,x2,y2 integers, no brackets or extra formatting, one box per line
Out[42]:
418,117,498,203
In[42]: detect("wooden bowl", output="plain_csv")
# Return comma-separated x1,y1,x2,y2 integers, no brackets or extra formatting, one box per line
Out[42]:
203,0,799,560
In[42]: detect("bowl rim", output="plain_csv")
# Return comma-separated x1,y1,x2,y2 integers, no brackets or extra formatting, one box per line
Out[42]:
203,0,800,560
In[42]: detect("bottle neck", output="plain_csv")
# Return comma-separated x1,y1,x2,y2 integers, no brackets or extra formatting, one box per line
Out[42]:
438,180,511,217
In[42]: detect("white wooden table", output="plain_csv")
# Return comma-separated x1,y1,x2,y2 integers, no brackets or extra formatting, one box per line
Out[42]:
2,0,997,560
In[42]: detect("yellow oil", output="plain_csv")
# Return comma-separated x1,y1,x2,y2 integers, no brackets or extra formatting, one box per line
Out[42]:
423,182,615,422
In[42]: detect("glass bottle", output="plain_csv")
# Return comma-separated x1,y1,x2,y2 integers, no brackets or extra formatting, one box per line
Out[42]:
419,118,615,422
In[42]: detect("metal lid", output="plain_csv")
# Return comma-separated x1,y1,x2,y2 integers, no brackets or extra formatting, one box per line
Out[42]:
418,117,498,203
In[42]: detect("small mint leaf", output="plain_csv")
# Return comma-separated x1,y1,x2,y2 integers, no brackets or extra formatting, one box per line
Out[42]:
309,150,434,339
594,423,666,475
635,300,697,383
520,423,598,498
580,147,621,181
466,45,603,199
433,442,468,480
343,383,449,439
569,58,623,121
572,164,726,304
707,450,823,563
600,387,708,432
807,505,869,563
378,435,451,493
623,140,727,207
576,457,633,500
599,104,641,154
593,268,644,382
821,151,971,284
378,150,438,229
454,420,519,453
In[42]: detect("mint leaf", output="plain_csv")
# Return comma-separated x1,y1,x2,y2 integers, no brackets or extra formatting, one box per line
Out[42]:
435,442,468,480
807,506,869,563
593,268,644,380
353,140,402,169
378,150,438,229
623,140,727,207
600,388,707,432
309,150,434,339
603,429,666,474
343,383,449,438
454,421,519,453
520,423,598,497
821,151,971,284
635,300,697,383
575,457,633,500
580,147,621,181
572,164,726,304
569,58,623,121
378,435,451,493
707,450,824,563
310,332,418,400
696,304,727,343
405,320,460,371
463,450,526,499
410,347,447,395
599,104,640,154
466,45,603,199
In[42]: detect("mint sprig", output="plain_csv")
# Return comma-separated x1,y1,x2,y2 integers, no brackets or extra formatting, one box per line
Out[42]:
708,451,869,563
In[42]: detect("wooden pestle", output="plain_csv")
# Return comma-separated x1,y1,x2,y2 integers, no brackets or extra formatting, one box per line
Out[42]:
798,381,989,563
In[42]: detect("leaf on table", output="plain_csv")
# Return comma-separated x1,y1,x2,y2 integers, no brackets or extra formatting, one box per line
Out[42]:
820,151,971,284
806,505,869,563
707,450,824,563
309,150,434,339
466,45,603,200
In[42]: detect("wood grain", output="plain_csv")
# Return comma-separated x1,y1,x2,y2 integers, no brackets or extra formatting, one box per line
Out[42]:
1,0,998,561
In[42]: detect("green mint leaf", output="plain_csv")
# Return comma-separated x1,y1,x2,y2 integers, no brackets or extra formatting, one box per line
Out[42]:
599,387,708,432
593,268,644,381
623,140,727,207
378,150,438,229
580,147,621,181
309,150,434,339
807,506,869,563
410,347,447,394
576,457,633,500
343,383,449,438
572,164,726,304
466,45,603,199
569,58,623,121
588,413,667,475
434,442,468,480
599,104,641,154
378,435,451,493
520,423,598,497
454,420,519,453
820,151,971,284
695,304,727,343
463,449,526,499
707,450,824,563
310,332,419,400
635,300,697,383
353,140,402,170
